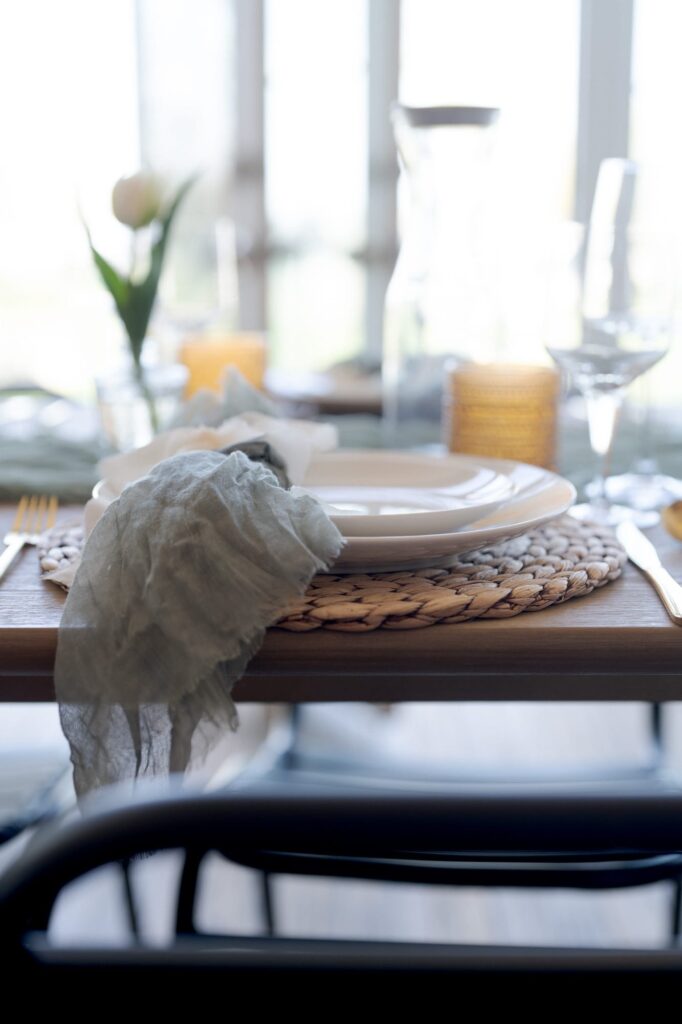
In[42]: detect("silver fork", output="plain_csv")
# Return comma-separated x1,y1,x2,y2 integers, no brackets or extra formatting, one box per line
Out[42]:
0,495,58,582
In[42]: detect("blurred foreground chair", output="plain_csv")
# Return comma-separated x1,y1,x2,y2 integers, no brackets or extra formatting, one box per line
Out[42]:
0,746,71,847
3,784,682,991
224,708,682,943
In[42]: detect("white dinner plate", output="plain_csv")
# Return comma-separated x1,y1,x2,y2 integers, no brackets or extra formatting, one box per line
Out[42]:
327,455,576,573
89,451,575,574
300,451,515,536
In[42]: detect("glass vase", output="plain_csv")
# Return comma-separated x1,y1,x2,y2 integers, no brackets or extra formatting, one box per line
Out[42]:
96,359,188,451
382,104,499,448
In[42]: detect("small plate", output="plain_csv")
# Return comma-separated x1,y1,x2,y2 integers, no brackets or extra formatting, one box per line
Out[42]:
301,451,515,536
329,457,576,573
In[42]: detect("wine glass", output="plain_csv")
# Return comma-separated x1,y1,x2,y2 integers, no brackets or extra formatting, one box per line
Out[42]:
599,355,682,513
546,159,678,525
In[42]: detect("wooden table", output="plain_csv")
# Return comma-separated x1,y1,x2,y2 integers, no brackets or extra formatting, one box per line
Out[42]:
2,504,682,704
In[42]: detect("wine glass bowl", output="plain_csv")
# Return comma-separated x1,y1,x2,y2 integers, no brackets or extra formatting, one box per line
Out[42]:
546,160,678,525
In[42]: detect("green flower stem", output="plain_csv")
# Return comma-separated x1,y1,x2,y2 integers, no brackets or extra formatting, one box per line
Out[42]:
132,358,160,434
85,175,196,441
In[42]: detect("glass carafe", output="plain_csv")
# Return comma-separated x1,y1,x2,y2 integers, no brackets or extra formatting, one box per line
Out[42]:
382,105,499,446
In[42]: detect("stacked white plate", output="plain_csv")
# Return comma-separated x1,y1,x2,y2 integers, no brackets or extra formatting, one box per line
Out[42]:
90,449,576,574
301,450,576,572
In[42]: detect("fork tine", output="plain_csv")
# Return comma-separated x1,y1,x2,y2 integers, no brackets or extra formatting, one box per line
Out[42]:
11,495,28,532
46,495,58,530
35,494,48,534
23,495,38,534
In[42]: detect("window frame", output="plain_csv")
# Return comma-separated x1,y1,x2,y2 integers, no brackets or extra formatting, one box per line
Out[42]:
575,0,634,224
140,0,637,360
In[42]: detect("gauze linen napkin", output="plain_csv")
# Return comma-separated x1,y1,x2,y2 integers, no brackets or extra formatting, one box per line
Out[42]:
38,409,337,592
0,433,101,503
55,448,343,796
170,366,278,426
83,412,337,539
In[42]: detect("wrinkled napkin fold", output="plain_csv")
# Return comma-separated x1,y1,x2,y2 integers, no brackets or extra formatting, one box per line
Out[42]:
39,404,337,592
84,411,337,539
56,447,343,795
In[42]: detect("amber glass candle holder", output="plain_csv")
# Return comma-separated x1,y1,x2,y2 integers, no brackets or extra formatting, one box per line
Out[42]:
179,331,267,397
444,363,560,469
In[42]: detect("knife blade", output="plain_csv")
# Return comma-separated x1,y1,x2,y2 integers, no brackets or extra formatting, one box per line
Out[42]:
616,520,682,626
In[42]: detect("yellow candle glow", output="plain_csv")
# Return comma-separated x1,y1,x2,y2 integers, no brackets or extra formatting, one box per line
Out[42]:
444,363,560,469
179,332,267,397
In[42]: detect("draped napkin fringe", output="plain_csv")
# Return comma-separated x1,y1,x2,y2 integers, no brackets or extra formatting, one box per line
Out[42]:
55,449,343,795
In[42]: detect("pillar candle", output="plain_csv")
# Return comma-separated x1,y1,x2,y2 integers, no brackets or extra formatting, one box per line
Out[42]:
179,332,267,396
444,363,560,469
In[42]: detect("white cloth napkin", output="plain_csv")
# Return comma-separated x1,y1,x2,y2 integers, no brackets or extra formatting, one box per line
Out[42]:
56,448,343,795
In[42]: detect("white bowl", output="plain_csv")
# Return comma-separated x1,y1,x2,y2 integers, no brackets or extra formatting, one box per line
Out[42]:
301,451,515,536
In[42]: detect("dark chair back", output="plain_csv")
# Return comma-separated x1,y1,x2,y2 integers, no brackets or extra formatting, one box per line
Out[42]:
4,783,682,988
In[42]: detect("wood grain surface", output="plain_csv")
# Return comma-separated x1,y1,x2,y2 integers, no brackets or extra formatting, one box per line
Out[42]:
1,504,682,702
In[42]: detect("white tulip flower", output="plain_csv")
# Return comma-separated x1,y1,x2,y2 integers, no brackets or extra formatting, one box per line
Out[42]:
112,172,163,229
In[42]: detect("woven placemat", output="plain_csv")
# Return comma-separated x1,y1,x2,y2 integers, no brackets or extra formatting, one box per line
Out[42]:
274,516,626,632
37,515,626,631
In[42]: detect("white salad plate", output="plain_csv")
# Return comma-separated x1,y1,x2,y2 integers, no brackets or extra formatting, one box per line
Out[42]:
300,450,515,537
325,454,576,573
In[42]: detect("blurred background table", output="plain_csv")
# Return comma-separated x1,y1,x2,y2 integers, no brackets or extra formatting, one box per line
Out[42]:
265,366,382,418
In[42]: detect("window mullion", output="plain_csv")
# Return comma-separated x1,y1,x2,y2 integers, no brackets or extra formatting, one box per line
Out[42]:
576,0,634,223
234,0,266,330
366,0,400,364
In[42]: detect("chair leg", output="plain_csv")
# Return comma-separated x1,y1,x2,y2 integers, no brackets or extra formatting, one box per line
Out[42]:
670,878,682,946
120,859,139,938
176,850,203,935
260,871,277,936
648,703,665,770
281,705,304,771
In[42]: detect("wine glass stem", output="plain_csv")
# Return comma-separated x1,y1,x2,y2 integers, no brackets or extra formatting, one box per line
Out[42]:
584,388,624,506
